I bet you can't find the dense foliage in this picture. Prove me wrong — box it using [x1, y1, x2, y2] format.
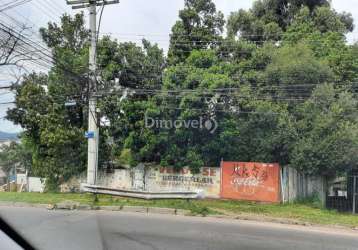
[0, 141, 32, 175]
[6, 0, 358, 188]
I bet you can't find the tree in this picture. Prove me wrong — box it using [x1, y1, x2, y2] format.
[39, 13, 89, 100]
[7, 0, 358, 186]
[284, 28, 358, 83]
[0, 141, 32, 176]
[7, 73, 87, 191]
[123, 48, 297, 172]
[227, 0, 353, 42]
[7, 13, 167, 187]
[118, 0, 357, 175]
[97, 38, 165, 167]
[233, 99, 296, 166]
[262, 43, 333, 99]
[7, 14, 90, 190]
[290, 84, 358, 176]
[167, 0, 225, 65]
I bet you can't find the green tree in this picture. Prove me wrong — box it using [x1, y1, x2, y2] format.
[262, 43, 333, 99]
[7, 0, 358, 185]
[291, 84, 358, 176]
[227, 0, 353, 42]
[97, 38, 165, 167]
[0, 141, 32, 175]
[7, 73, 87, 191]
[7, 14, 90, 190]
[125, 49, 297, 171]
[168, 0, 225, 65]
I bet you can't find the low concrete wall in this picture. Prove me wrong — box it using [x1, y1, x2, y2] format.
[60, 174, 86, 192]
[60, 165, 325, 203]
[97, 169, 132, 190]
[60, 165, 221, 198]
[145, 166, 221, 198]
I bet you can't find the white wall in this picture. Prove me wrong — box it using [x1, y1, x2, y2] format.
[28, 177, 45, 192]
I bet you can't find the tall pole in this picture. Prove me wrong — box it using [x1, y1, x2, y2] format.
[87, 2, 98, 185]
[67, 0, 119, 186]
[353, 176, 357, 214]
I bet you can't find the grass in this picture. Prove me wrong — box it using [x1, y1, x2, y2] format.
[1, 192, 358, 227]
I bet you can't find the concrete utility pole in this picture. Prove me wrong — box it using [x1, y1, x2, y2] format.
[353, 176, 357, 214]
[66, 0, 119, 185]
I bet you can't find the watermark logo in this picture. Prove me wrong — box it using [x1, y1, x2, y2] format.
[145, 115, 218, 134]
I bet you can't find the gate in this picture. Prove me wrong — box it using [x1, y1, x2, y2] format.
[326, 170, 358, 214]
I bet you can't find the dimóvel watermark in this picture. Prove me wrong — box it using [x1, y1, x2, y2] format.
[145, 114, 218, 134]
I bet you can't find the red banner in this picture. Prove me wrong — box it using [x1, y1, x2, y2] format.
[220, 162, 281, 203]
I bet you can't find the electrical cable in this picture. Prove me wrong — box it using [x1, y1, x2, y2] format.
[0, 0, 31, 12]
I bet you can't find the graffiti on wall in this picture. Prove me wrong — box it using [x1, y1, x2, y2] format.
[220, 162, 281, 202]
[146, 167, 221, 198]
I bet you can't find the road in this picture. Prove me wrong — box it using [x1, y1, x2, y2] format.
[0, 206, 357, 250]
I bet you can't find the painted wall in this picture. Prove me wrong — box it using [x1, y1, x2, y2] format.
[60, 166, 221, 198]
[59, 163, 325, 204]
[220, 162, 281, 203]
[145, 166, 221, 198]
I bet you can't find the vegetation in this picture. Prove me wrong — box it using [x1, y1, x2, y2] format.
[1, 192, 358, 227]
[0, 141, 32, 175]
[4, 0, 358, 188]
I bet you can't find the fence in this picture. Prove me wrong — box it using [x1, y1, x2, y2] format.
[0, 176, 45, 192]
[326, 173, 358, 214]
[281, 167, 326, 204]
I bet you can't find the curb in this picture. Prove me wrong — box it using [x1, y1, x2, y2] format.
[0, 202, 49, 209]
[0, 201, 190, 216]
[121, 206, 148, 213]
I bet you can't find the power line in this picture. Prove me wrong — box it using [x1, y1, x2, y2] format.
[0, 91, 12, 96]
[0, 20, 53, 62]
[30, 1, 61, 22]
[0, 21, 88, 80]
[100, 30, 358, 37]
[0, 101, 15, 105]
[47, 0, 68, 14]
[42, 0, 67, 17]
[0, 86, 12, 89]
[0, 0, 32, 12]
[0, 7, 50, 45]
[100, 34, 357, 42]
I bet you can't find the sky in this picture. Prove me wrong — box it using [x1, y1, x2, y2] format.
[1, 0, 358, 133]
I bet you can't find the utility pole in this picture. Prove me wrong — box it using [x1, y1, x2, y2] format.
[66, 0, 119, 185]
[353, 175, 357, 214]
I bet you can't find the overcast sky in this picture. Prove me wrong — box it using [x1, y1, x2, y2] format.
[1, 0, 358, 133]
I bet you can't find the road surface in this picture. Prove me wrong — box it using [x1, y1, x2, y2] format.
[0, 206, 357, 250]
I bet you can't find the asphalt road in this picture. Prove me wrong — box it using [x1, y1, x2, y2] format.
[0, 206, 357, 250]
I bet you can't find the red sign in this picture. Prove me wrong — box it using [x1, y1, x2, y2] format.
[220, 162, 281, 203]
